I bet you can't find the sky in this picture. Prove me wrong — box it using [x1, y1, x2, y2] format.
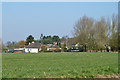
[2, 2, 118, 43]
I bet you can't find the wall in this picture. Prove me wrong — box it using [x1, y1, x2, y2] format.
[25, 48, 38, 53]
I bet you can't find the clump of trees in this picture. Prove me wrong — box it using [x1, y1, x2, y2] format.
[25, 35, 34, 45]
[36, 34, 61, 46]
[5, 41, 18, 49]
[16, 40, 26, 47]
[73, 15, 118, 52]
[4, 40, 26, 49]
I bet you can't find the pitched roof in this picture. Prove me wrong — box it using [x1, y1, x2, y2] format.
[49, 45, 59, 48]
[20, 45, 27, 48]
[26, 43, 41, 48]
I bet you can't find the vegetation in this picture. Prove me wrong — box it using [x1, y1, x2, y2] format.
[16, 40, 26, 47]
[41, 45, 47, 52]
[38, 34, 60, 45]
[25, 35, 34, 45]
[3, 14, 118, 53]
[2, 52, 118, 78]
[5, 41, 18, 49]
[73, 15, 118, 52]
[0, 38, 3, 49]
[61, 43, 67, 52]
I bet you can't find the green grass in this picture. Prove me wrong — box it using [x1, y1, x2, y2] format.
[2, 52, 118, 78]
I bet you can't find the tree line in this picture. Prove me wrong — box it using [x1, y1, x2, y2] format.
[72, 15, 118, 52]
[3, 34, 61, 49]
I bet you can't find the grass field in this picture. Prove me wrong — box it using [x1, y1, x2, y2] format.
[2, 52, 118, 78]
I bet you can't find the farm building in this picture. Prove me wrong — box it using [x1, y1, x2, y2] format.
[25, 42, 41, 53]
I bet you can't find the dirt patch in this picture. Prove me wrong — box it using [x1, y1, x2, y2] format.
[75, 54, 78, 56]
[86, 54, 90, 57]
[97, 74, 118, 78]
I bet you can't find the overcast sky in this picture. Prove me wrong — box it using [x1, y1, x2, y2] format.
[2, 2, 118, 43]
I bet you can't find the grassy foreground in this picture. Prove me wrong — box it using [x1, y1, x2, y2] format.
[2, 52, 118, 78]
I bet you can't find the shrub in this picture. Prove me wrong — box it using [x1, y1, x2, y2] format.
[41, 45, 47, 52]
[61, 43, 67, 52]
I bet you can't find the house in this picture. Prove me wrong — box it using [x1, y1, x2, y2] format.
[25, 42, 41, 53]
[47, 45, 61, 52]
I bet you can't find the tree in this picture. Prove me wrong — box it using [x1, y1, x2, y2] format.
[26, 35, 34, 45]
[16, 40, 26, 47]
[73, 16, 95, 51]
[40, 34, 43, 40]
[41, 45, 47, 52]
[6, 41, 18, 48]
[40, 34, 43, 44]
[93, 17, 107, 51]
[42, 35, 52, 44]
[73, 15, 118, 52]
[61, 43, 67, 52]
[0, 38, 2, 50]
[52, 35, 60, 43]
[108, 15, 118, 52]
[40, 35, 60, 45]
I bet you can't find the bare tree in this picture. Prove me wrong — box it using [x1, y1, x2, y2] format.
[73, 14, 118, 52]
[73, 16, 95, 51]
[109, 15, 118, 51]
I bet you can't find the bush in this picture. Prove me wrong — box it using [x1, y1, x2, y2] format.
[54, 48, 61, 52]
[61, 43, 67, 52]
[41, 45, 47, 52]
[78, 46, 84, 52]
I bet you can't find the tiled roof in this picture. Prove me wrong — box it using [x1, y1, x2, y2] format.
[49, 45, 59, 48]
[26, 43, 41, 48]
